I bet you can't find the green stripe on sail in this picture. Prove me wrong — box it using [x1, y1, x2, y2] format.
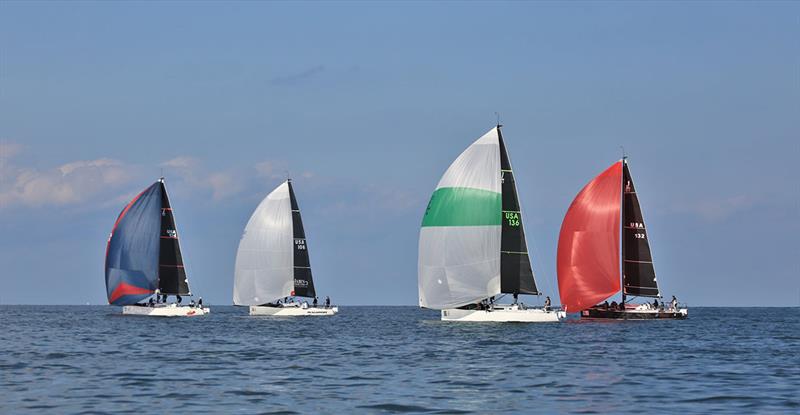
[421, 187, 501, 227]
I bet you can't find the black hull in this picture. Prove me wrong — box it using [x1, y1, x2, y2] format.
[581, 307, 687, 320]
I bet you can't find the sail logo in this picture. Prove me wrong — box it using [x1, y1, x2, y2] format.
[504, 211, 520, 227]
[629, 222, 644, 228]
[294, 239, 306, 250]
[294, 279, 309, 287]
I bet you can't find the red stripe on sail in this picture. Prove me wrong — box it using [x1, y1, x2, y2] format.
[109, 282, 153, 304]
[557, 161, 623, 312]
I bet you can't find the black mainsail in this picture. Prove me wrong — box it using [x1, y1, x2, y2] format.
[621, 160, 659, 298]
[498, 127, 539, 296]
[158, 179, 191, 296]
[288, 180, 316, 298]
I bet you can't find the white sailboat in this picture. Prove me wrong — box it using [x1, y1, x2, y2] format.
[105, 178, 209, 317]
[418, 126, 565, 322]
[234, 179, 337, 316]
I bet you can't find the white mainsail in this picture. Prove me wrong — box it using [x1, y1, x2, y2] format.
[233, 181, 294, 306]
[418, 128, 502, 309]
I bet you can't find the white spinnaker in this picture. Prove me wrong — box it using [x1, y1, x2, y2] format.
[418, 128, 502, 309]
[233, 181, 294, 305]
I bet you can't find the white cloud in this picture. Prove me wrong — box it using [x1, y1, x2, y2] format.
[161, 156, 200, 170]
[0, 156, 133, 209]
[207, 172, 244, 201]
[0, 141, 23, 160]
[157, 155, 254, 201]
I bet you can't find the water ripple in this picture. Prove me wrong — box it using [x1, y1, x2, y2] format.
[0, 306, 798, 413]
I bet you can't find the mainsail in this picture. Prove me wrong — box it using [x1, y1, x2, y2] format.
[157, 180, 190, 295]
[288, 181, 316, 298]
[557, 162, 623, 312]
[418, 126, 538, 309]
[622, 161, 660, 297]
[498, 128, 538, 295]
[233, 180, 316, 306]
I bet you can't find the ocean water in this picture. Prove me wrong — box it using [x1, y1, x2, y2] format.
[1, 306, 797, 414]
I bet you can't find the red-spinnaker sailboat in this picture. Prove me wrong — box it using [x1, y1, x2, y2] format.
[557, 158, 687, 320]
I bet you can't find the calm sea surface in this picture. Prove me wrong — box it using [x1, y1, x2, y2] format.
[1, 306, 797, 414]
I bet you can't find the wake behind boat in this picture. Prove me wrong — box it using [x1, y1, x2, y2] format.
[105, 178, 209, 317]
[557, 157, 687, 320]
[233, 179, 337, 317]
[418, 125, 565, 323]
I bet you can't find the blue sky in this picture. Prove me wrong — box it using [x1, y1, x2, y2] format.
[1, 1, 797, 306]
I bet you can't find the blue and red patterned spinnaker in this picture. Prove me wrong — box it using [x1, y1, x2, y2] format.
[104, 182, 162, 305]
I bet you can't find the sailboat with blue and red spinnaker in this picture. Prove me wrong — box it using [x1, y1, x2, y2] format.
[105, 177, 209, 317]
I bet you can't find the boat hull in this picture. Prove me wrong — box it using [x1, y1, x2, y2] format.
[122, 304, 210, 317]
[249, 306, 338, 316]
[441, 306, 565, 322]
[581, 307, 688, 320]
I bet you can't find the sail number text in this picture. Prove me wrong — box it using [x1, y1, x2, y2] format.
[504, 212, 520, 227]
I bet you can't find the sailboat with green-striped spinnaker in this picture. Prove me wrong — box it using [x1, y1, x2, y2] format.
[417, 125, 565, 322]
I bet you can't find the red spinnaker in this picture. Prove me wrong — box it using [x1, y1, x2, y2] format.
[557, 161, 622, 312]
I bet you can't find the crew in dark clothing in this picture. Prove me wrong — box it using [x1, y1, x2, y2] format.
[313, 297, 318, 307]
[671, 296, 678, 310]
[512, 291, 519, 304]
[197, 298, 203, 308]
[148, 297, 155, 307]
[602, 301, 609, 309]
[176, 295, 182, 304]
[325, 296, 330, 308]
[189, 299, 195, 308]
[544, 296, 551, 311]
[610, 301, 617, 310]
[653, 298, 659, 309]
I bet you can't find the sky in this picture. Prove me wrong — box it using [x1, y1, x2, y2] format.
[1, 1, 797, 306]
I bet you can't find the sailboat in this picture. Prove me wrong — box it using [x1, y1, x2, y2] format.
[418, 125, 565, 322]
[557, 158, 687, 319]
[105, 178, 209, 317]
[233, 179, 337, 316]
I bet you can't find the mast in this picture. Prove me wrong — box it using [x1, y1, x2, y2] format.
[157, 178, 191, 296]
[620, 158, 626, 306]
[497, 125, 538, 296]
[287, 179, 316, 298]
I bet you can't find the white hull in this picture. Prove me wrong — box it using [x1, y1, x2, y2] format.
[122, 304, 210, 317]
[249, 305, 338, 316]
[441, 305, 565, 322]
